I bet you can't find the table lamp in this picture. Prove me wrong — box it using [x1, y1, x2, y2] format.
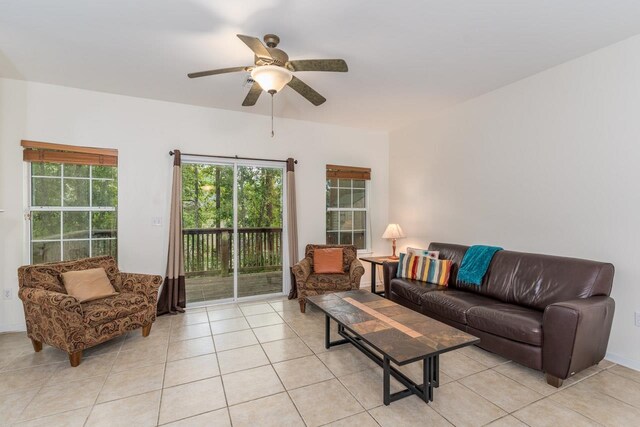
[382, 223, 405, 259]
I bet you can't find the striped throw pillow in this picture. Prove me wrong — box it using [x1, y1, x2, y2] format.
[396, 253, 452, 286]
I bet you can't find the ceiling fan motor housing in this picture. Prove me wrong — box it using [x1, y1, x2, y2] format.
[255, 47, 289, 67]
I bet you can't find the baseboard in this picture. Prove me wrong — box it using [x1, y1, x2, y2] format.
[0, 323, 26, 333]
[605, 352, 640, 371]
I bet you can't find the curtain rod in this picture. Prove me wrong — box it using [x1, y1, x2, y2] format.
[169, 151, 297, 164]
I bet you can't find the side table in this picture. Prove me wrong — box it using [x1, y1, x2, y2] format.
[359, 256, 398, 296]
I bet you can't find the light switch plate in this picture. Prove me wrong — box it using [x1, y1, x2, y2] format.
[635, 311, 640, 327]
[152, 217, 162, 226]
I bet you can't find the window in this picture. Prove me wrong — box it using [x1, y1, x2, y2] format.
[23, 141, 118, 264]
[326, 164, 371, 251]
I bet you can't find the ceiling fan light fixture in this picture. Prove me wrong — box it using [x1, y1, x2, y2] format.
[251, 65, 292, 94]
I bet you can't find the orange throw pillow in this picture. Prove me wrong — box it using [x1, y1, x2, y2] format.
[313, 248, 344, 274]
[61, 268, 118, 302]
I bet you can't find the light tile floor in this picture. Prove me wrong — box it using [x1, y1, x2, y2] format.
[0, 297, 638, 426]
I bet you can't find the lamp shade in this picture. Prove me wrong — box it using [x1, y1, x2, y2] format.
[251, 65, 293, 93]
[382, 223, 405, 239]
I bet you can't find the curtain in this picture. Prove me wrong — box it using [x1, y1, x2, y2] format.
[157, 150, 186, 315]
[286, 158, 299, 299]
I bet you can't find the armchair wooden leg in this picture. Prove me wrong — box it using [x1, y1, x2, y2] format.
[142, 323, 152, 337]
[31, 339, 42, 352]
[299, 299, 306, 313]
[545, 374, 563, 388]
[69, 350, 82, 367]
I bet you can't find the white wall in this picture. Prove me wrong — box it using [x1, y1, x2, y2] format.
[389, 35, 640, 369]
[0, 78, 389, 331]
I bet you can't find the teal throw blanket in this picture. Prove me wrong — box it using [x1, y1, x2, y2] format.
[457, 245, 503, 286]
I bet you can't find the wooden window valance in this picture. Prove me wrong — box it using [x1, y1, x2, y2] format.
[326, 164, 371, 180]
[21, 140, 118, 166]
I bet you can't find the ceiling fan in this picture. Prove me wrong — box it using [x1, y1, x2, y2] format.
[187, 34, 348, 107]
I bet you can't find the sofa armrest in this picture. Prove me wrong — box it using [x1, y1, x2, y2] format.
[120, 272, 162, 294]
[543, 296, 615, 380]
[19, 287, 82, 314]
[349, 259, 365, 288]
[292, 258, 312, 289]
[382, 261, 399, 299]
[19, 287, 85, 352]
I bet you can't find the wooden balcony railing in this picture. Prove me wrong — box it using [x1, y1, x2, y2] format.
[183, 227, 283, 277]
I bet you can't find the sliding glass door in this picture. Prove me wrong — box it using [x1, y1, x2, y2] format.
[237, 165, 284, 297]
[182, 159, 286, 304]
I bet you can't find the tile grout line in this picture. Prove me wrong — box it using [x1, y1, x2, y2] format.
[546, 370, 637, 425]
[259, 300, 310, 427]
[287, 306, 376, 425]
[155, 310, 224, 427]
[154, 314, 174, 427]
[10, 341, 126, 423]
[83, 329, 132, 427]
[205, 304, 231, 427]
[11, 360, 63, 424]
[11, 343, 126, 425]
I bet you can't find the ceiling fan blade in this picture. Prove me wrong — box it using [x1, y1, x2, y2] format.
[286, 59, 348, 72]
[188, 66, 249, 78]
[237, 34, 272, 60]
[287, 76, 326, 106]
[242, 81, 263, 106]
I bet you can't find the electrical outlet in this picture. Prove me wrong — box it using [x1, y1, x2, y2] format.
[635, 311, 640, 327]
[152, 217, 162, 226]
[3, 289, 11, 300]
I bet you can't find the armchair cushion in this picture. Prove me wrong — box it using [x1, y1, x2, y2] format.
[313, 248, 344, 273]
[62, 268, 118, 302]
[304, 244, 358, 273]
[305, 273, 353, 291]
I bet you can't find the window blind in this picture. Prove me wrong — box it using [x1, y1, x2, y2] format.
[326, 164, 371, 180]
[21, 140, 118, 166]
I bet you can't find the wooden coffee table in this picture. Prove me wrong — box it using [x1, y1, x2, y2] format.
[307, 290, 479, 405]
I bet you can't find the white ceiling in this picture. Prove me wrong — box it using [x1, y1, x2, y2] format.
[2, 0, 640, 131]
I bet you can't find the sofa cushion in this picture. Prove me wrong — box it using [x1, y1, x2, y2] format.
[390, 278, 443, 307]
[421, 290, 499, 324]
[427, 243, 468, 287]
[81, 292, 148, 327]
[305, 245, 357, 273]
[407, 247, 439, 259]
[466, 304, 543, 346]
[62, 268, 118, 302]
[313, 248, 344, 274]
[396, 253, 452, 286]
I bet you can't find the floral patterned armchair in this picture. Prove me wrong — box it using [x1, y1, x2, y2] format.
[292, 244, 365, 313]
[18, 256, 162, 367]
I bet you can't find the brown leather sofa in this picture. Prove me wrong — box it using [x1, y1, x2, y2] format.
[383, 242, 615, 387]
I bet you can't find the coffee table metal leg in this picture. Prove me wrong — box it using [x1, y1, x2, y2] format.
[325, 315, 330, 349]
[383, 356, 391, 406]
[423, 357, 430, 402]
[370, 265, 376, 294]
[433, 354, 439, 387]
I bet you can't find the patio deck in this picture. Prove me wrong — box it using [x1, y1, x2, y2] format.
[186, 271, 284, 303]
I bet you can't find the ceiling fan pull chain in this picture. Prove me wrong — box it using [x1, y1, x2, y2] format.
[271, 93, 275, 138]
